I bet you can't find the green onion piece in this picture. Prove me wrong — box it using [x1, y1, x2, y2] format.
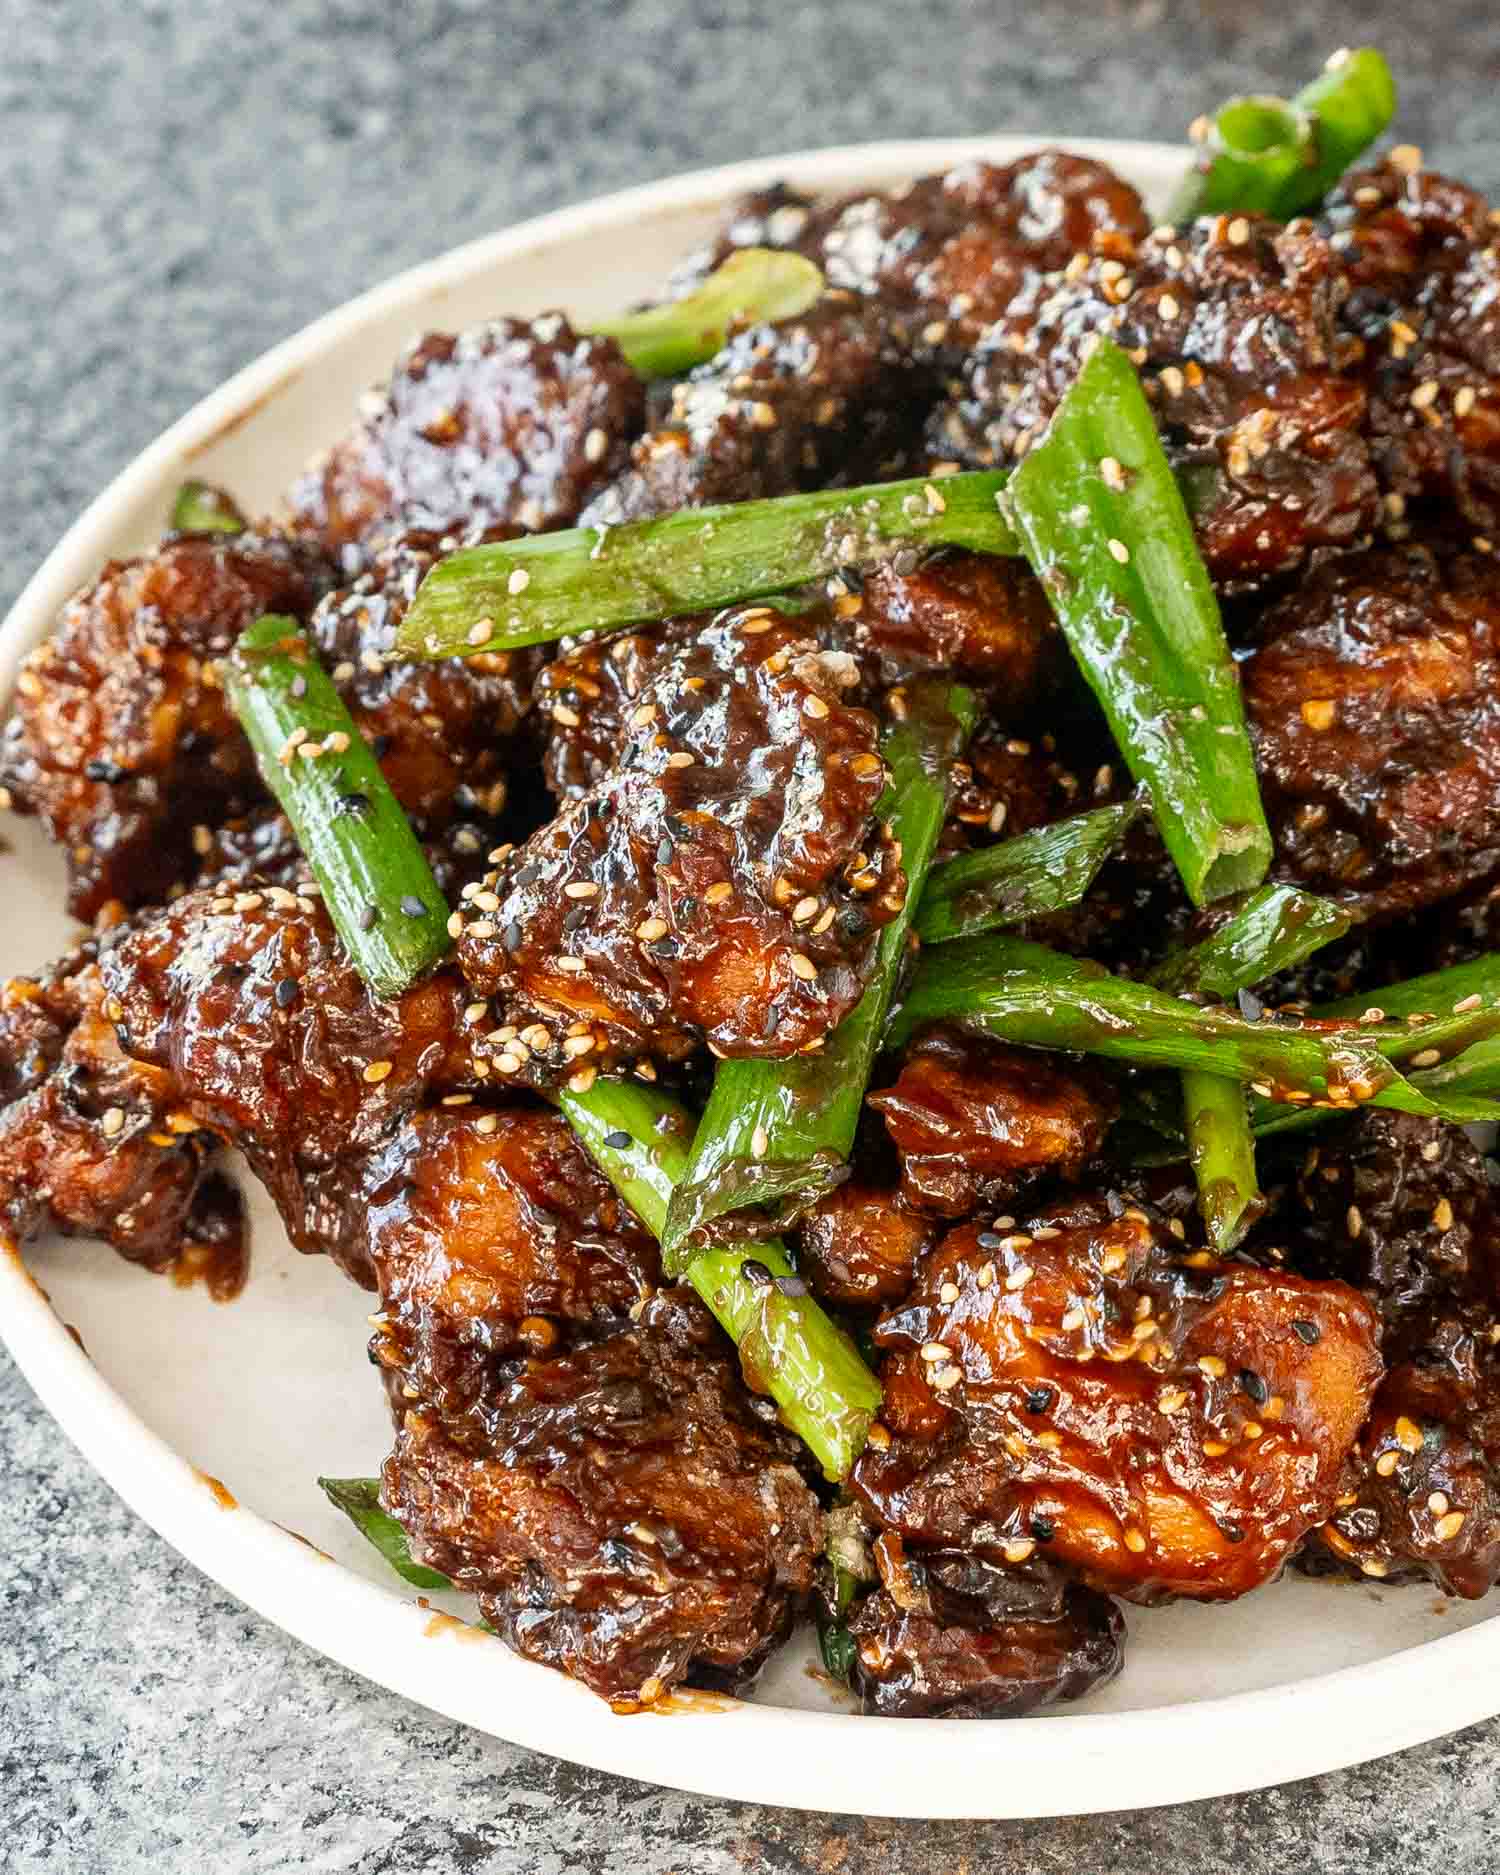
[589, 248, 825, 378]
[1147, 884, 1350, 1250]
[1150, 885, 1353, 1000]
[224, 616, 451, 996]
[1171, 47, 1397, 222]
[1314, 955, 1500, 1025]
[558, 1078, 881, 1482]
[318, 1477, 452, 1589]
[915, 795, 1144, 945]
[170, 479, 246, 535]
[398, 471, 1017, 659]
[1005, 337, 1271, 907]
[661, 681, 975, 1259]
[1181, 1073, 1264, 1251]
[886, 932, 1478, 1119]
[1408, 1034, 1500, 1106]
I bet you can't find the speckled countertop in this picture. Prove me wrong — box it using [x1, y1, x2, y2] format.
[6, 3, 1500, 1868]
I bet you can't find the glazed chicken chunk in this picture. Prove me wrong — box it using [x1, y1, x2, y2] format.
[456, 605, 905, 1078]
[1244, 543, 1500, 922]
[290, 314, 644, 548]
[868, 1025, 1119, 1217]
[853, 1199, 1383, 1601]
[0, 530, 333, 918]
[580, 295, 932, 526]
[933, 211, 1379, 587]
[383, 1291, 823, 1706]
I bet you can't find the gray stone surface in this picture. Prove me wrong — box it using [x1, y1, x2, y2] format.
[5, 2, 1500, 1868]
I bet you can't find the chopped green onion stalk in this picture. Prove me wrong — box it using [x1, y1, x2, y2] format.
[1171, 47, 1397, 222]
[1150, 885, 1353, 1001]
[1005, 338, 1271, 906]
[170, 479, 246, 535]
[318, 1477, 452, 1589]
[589, 248, 826, 378]
[558, 1078, 881, 1481]
[662, 682, 975, 1257]
[1148, 884, 1351, 1250]
[887, 932, 1488, 1121]
[915, 794, 1144, 946]
[224, 616, 451, 997]
[398, 471, 1017, 659]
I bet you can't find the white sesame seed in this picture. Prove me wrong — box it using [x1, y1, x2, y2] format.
[788, 953, 817, 982]
[564, 881, 600, 900]
[751, 1125, 770, 1159]
[507, 567, 531, 596]
[363, 1060, 393, 1084]
[100, 1106, 126, 1138]
[1106, 538, 1130, 564]
[556, 956, 586, 974]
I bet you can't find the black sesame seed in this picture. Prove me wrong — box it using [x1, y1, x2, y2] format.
[776, 1275, 809, 1298]
[649, 935, 680, 958]
[502, 921, 524, 951]
[359, 903, 379, 932]
[400, 894, 426, 919]
[656, 837, 674, 866]
[335, 790, 371, 817]
[84, 758, 132, 783]
[274, 978, 297, 1009]
[1291, 1318, 1321, 1345]
[603, 1130, 632, 1150]
[1025, 1385, 1056, 1415]
[1030, 1515, 1056, 1543]
[976, 1231, 1003, 1249]
[1238, 1368, 1268, 1405]
[1218, 1519, 1246, 1544]
[741, 1259, 773, 1288]
[515, 864, 541, 887]
[370, 734, 392, 760]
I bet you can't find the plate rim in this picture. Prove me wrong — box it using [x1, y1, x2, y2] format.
[5, 131, 1500, 1819]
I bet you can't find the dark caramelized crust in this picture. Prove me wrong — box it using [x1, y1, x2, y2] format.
[849, 1569, 1124, 1719]
[533, 615, 705, 800]
[679, 151, 1148, 357]
[456, 608, 902, 1078]
[853, 551, 1061, 701]
[308, 528, 542, 830]
[1244, 544, 1500, 921]
[1304, 1306, 1500, 1599]
[868, 1026, 1118, 1217]
[0, 532, 332, 918]
[796, 1182, 937, 1307]
[933, 214, 1378, 587]
[853, 1201, 1382, 1601]
[0, 952, 244, 1292]
[1324, 158, 1500, 542]
[289, 315, 644, 548]
[381, 1291, 822, 1705]
[363, 1106, 657, 1434]
[581, 296, 931, 526]
[99, 888, 481, 1283]
[1287, 1112, 1496, 1327]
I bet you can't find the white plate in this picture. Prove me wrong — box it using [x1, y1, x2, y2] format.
[4, 134, 1500, 1821]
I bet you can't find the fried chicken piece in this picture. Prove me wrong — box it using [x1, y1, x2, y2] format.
[537, 557, 1061, 806]
[457, 606, 903, 1079]
[1301, 1302, 1500, 1599]
[848, 1547, 1124, 1719]
[1286, 1112, 1495, 1328]
[1243, 543, 1500, 922]
[868, 1026, 1118, 1218]
[98, 887, 481, 1284]
[1324, 158, 1500, 543]
[0, 531, 333, 918]
[0, 945, 246, 1293]
[307, 528, 543, 830]
[382, 1290, 823, 1706]
[580, 295, 931, 526]
[289, 315, 643, 548]
[853, 1199, 1382, 1601]
[676, 151, 1148, 356]
[363, 1106, 659, 1435]
[796, 1182, 937, 1307]
[852, 552, 1062, 702]
[933, 213, 1378, 587]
